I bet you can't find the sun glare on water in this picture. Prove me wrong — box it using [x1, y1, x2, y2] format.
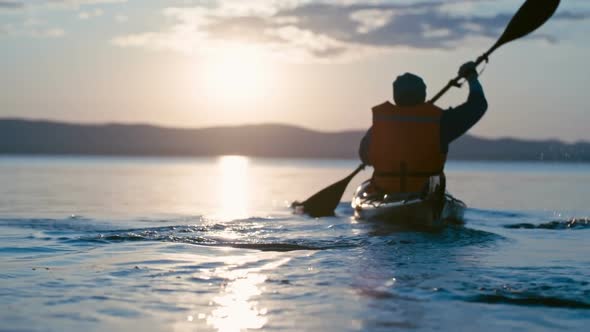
[201, 44, 275, 107]
[215, 155, 251, 221]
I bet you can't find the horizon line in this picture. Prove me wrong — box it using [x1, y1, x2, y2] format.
[1, 117, 587, 145]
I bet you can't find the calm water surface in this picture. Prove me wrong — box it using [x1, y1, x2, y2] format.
[0, 156, 589, 331]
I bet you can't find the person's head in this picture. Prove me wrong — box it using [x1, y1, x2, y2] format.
[393, 73, 426, 106]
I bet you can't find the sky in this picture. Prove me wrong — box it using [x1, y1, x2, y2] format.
[1, 0, 589, 142]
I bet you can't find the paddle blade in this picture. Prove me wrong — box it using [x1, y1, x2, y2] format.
[293, 177, 351, 217]
[293, 164, 365, 218]
[492, 0, 561, 52]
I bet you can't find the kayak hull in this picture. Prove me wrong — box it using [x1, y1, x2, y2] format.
[351, 180, 466, 227]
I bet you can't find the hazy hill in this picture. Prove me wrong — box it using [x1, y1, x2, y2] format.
[0, 119, 588, 161]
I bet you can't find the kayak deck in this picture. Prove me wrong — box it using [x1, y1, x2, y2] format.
[351, 179, 466, 227]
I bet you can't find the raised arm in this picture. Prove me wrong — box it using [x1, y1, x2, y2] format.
[440, 62, 488, 149]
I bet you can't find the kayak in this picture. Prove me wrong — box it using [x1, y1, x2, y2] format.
[351, 177, 466, 227]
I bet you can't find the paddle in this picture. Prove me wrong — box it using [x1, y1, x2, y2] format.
[429, 0, 561, 104]
[294, 0, 561, 218]
[292, 164, 365, 217]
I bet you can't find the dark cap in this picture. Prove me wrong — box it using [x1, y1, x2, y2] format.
[393, 73, 427, 106]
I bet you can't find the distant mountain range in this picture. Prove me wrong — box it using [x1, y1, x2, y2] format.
[1, 118, 589, 161]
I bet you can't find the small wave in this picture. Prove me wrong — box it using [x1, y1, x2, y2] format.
[468, 208, 529, 219]
[70, 223, 361, 251]
[0, 217, 121, 233]
[504, 218, 590, 230]
[369, 225, 503, 248]
[214, 242, 321, 251]
[0, 246, 74, 254]
[467, 294, 590, 309]
[79, 232, 326, 252]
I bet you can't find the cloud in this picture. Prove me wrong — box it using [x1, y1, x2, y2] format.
[31, 27, 65, 37]
[3, 0, 586, 56]
[0, 15, 64, 38]
[0, 22, 64, 38]
[111, 0, 588, 62]
[78, 8, 103, 20]
[0, 23, 14, 34]
[350, 9, 396, 34]
[1, 0, 125, 9]
[0, 0, 125, 38]
[114, 14, 127, 23]
[0, 1, 23, 10]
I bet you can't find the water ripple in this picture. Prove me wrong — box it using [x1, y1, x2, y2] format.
[504, 218, 590, 230]
[67, 224, 353, 252]
[467, 294, 590, 309]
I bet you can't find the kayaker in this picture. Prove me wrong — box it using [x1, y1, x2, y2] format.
[358, 62, 487, 194]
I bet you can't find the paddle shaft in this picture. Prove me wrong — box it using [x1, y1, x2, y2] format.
[350, 163, 366, 179]
[428, 0, 561, 104]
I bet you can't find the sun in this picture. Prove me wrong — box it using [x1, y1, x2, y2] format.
[201, 44, 275, 107]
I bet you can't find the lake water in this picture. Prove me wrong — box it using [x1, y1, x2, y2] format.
[0, 156, 589, 331]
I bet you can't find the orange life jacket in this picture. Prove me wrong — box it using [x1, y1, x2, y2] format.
[368, 101, 447, 193]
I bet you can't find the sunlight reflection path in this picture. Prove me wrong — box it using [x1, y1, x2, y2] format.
[215, 156, 250, 221]
[207, 273, 268, 332]
[206, 255, 291, 332]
